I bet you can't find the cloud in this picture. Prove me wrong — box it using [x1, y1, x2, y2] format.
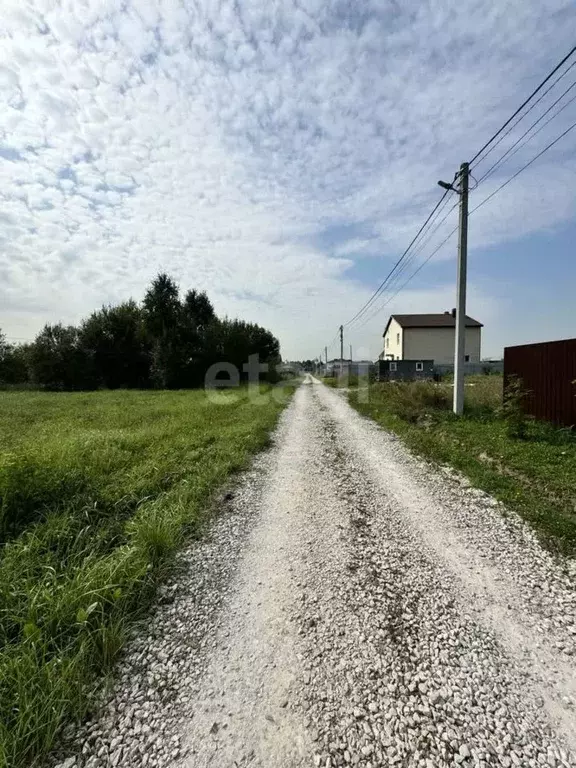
[0, 0, 575, 358]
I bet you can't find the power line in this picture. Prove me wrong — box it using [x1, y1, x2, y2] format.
[373, 199, 460, 300]
[363, 117, 576, 324]
[470, 44, 576, 166]
[325, 328, 340, 355]
[476, 77, 576, 186]
[351, 199, 460, 329]
[470, 117, 576, 216]
[356, 224, 459, 329]
[336, 46, 576, 338]
[473, 59, 576, 171]
[343, 188, 452, 329]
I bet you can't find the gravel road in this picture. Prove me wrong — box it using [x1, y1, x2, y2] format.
[54, 376, 576, 768]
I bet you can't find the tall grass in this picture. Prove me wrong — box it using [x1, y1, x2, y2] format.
[0, 386, 293, 767]
[373, 380, 452, 423]
[321, 374, 371, 389]
[463, 374, 503, 417]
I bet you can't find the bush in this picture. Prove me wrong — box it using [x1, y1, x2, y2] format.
[379, 381, 451, 424]
[500, 376, 530, 439]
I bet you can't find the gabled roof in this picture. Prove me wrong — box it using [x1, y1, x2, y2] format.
[383, 313, 483, 337]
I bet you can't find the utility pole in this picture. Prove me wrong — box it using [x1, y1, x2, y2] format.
[324, 346, 328, 374]
[453, 162, 470, 415]
[339, 325, 344, 376]
[349, 343, 352, 362]
[438, 162, 469, 414]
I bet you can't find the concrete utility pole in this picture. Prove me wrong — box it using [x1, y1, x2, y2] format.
[453, 162, 470, 415]
[324, 346, 328, 372]
[349, 344, 353, 362]
[339, 325, 344, 376]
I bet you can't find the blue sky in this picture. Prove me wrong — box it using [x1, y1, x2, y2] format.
[1, 0, 575, 361]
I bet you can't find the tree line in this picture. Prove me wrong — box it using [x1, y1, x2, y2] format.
[0, 274, 281, 390]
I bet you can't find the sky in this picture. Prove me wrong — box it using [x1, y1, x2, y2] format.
[1, 0, 576, 362]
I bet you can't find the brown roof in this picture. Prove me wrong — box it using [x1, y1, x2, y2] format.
[383, 313, 483, 337]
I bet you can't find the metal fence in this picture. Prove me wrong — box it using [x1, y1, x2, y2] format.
[504, 338, 576, 427]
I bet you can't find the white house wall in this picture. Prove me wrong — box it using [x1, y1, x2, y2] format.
[403, 327, 481, 365]
[382, 318, 403, 360]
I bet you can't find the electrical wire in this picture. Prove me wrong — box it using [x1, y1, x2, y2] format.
[361, 116, 576, 326]
[324, 328, 340, 358]
[472, 60, 576, 172]
[327, 329, 340, 346]
[349, 199, 459, 330]
[470, 117, 576, 216]
[470, 44, 576, 166]
[475, 79, 576, 186]
[333, 46, 576, 339]
[342, 188, 452, 329]
[356, 220, 460, 330]
[377, 199, 460, 295]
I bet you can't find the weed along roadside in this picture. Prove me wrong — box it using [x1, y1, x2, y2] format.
[0, 385, 295, 768]
[344, 376, 576, 557]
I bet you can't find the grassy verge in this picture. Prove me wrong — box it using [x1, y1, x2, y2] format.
[0, 385, 295, 768]
[347, 377, 576, 557]
[321, 374, 370, 389]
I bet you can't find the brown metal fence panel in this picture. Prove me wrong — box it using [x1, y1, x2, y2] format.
[504, 338, 576, 427]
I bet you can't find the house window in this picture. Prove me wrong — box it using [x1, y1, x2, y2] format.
[389, 362, 397, 372]
[465, 355, 470, 362]
[415, 362, 423, 372]
[396, 332, 400, 344]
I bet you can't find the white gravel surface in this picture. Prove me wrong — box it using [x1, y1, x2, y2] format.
[53, 376, 576, 768]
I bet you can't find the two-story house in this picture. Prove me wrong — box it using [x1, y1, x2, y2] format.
[380, 312, 482, 365]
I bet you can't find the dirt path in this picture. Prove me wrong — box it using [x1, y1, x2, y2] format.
[55, 377, 576, 768]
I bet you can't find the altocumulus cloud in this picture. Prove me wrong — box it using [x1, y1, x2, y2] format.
[0, 0, 575, 358]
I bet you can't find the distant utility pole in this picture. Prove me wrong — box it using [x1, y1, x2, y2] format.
[349, 344, 352, 362]
[339, 325, 344, 376]
[438, 161, 469, 415]
[324, 346, 328, 371]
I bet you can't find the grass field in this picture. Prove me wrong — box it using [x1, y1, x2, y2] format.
[321, 374, 369, 389]
[348, 376, 576, 557]
[0, 386, 294, 768]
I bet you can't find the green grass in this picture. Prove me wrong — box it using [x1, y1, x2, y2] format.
[348, 378, 576, 557]
[0, 385, 295, 768]
[321, 374, 370, 389]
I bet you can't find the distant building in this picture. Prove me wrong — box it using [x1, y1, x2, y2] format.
[325, 359, 374, 376]
[325, 358, 352, 376]
[380, 312, 482, 365]
[377, 359, 434, 381]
